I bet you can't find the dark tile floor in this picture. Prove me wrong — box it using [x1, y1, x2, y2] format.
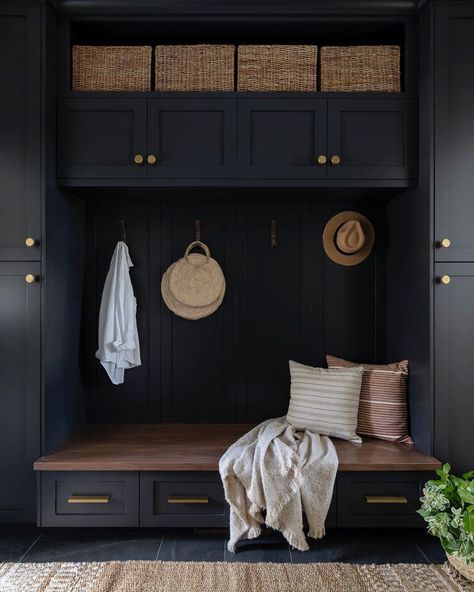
[0, 527, 446, 565]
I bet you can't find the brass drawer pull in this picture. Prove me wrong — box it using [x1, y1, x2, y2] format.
[437, 275, 451, 285]
[167, 496, 209, 505]
[365, 496, 408, 504]
[67, 495, 111, 504]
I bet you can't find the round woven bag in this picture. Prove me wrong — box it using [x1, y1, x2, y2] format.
[161, 241, 226, 320]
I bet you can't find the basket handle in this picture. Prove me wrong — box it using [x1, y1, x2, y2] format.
[184, 241, 211, 262]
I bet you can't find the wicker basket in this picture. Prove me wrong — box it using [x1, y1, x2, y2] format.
[72, 46, 152, 92]
[155, 45, 235, 91]
[320, 45, 400, 92]
[237, 45, 318, 92]
[447, 554, 474, 583]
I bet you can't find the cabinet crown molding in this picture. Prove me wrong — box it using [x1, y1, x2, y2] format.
[54, 0, 420, 15]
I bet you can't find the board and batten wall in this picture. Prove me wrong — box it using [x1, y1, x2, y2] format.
[83, 198, 386, 424]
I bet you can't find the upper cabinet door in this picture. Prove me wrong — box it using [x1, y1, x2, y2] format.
[0, 5, 41, 261]
[147, 98, 237, 178]
[238, 99, 327, 178]
[327, 100, 417, 180]
[435, 5, 474, 262]
[58, 98, 148, 179]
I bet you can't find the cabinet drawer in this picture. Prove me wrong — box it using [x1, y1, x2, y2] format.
[337, 472, 429, 528]
[140, 472, 227, 527]
[40, 472, 139, 527]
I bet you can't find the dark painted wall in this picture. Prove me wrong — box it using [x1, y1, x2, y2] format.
[83, 197, 386, 425]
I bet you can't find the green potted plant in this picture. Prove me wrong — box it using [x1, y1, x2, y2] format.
[418, 463, 474, 582]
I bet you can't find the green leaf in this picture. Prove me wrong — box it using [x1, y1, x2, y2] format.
[464, 512, 474, 533]
[443, 463, 452, 474]
[462, 471, 474, 480]
[458, 488, 474, 505]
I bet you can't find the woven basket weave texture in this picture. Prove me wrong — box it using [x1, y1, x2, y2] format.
[447, 554, 474, 583]
[155, 44, 235, 91]
[320, 45, 400, 92]
[238, 45, 318, 92]
[72, 45, 152, 91]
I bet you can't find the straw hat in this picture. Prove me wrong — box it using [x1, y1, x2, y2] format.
[161, 241, 226, 320]
[323, 211, 375, 266]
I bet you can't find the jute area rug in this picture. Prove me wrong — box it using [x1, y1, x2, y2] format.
[0, 560, 472, 592]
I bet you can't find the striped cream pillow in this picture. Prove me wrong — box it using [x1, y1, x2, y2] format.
[326, 355, 413, 444]
[286, 360, 364, 443]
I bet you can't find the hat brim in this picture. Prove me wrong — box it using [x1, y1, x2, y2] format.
[323, 211, 375, 266]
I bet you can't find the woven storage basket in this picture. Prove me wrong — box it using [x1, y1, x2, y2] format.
[447, 555, 474, 583]
[238, 45, 318, 92]
[155, 45, 235, 91]
[72, 46, 152, 91]
[320, 45, 400, 92]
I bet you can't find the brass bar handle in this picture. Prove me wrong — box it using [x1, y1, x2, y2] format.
[365, 496, 408, 504]
[67, 495, 111, 504]
[167, 497, 209, 505]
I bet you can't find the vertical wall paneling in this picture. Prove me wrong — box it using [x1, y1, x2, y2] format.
[87, 204, 152, 422]
[322, 203, 383, 365]
[85, 198, 383, 425]
[160, 203, 235, 422]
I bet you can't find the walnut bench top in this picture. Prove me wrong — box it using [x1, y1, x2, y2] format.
[34, 423, 441, 472]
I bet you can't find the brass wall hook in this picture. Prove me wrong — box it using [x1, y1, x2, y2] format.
[195, 219, 201, 242]
[271, 220, 278, 248]
[119, 220, 126, 243]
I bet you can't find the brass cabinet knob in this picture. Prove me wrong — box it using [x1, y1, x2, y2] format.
[25, 274, 37, 284]
[316, 155, 327, 165]
[437, 238, 451, 248]
[134, 154, 144, 165]
[330, 155, 342, 165]
[438, 275, 451, 285]
[147, 154, 157, 165]
[25, 237, 37, 247]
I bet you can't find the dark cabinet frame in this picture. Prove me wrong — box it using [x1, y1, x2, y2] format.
[0, 4, 41, 261]
[0, 262, 41, 523]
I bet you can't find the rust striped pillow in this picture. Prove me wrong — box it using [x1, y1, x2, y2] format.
[326, 355, 413, 445]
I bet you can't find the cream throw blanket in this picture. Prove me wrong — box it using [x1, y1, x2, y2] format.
[219, 417, 338, 552]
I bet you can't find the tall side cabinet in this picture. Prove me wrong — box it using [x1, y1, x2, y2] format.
[433, 2, 474, 474]
[0, 2, 42, 522]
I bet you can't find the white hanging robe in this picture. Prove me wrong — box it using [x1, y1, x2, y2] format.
[95, 241, 141, 385]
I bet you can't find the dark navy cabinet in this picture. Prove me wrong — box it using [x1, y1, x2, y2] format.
[327, 99, 417, 180]
[435, 4, 474, 262]
[238, 98, 327, 179]
[239, 98, 417, 180]
[148, 98, 237, 178]
[434, 264, 474, 474]
[58, 96, 417, 184]
[58, 98, 148, 178]
[0, 4, 42, 261]
[0, 263, 41, 523]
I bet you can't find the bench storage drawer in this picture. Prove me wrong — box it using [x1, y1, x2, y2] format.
[40, 471, 139, 527]
[140, 472, 228, 527]
[336, 472, 429, 528]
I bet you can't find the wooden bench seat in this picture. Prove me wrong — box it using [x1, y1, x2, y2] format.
[34, 423, 441, 472]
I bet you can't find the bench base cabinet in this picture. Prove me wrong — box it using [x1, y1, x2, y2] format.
[38, 470, 428, 528]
